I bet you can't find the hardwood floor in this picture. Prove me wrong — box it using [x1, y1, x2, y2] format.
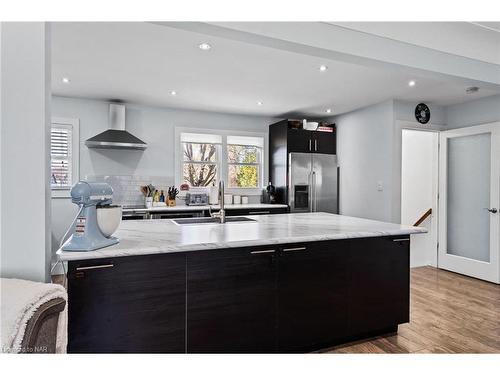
[324, 266, 500, 353]
[54, 266, 500, 353]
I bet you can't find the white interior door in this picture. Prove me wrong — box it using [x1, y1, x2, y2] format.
[438, 123, 500, 283]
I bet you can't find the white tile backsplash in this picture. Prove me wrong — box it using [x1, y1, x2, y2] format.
[84, 175, 174, 206]
[83, 175, 264, 206]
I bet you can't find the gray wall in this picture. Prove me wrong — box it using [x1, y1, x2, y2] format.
[334, 98, 445, 224]
[52, 96, 276, 179]
[394, 100, 446, 125]
[330, 95, 498, 225]
[331, 99, 396, 222]
[51, 96, 277, 262]
[1, 23, 52, 282]
[446, 94, 500, 129]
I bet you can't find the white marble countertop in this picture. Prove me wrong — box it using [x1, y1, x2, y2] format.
[57, 212, 427, 262]
[122, 203, 288, 212]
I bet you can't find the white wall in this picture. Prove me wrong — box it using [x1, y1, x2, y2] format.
[1, 23, 51, 282]
[445, 94, 500, 129]
[401, 130, 439, 267]
[50, 96, 277, 260]
[392, 101, 446, 222]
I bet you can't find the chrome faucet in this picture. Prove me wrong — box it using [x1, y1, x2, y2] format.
[210, 180, 226, 224]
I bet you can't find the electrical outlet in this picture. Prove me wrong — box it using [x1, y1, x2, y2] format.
[377, 181, 383, 191]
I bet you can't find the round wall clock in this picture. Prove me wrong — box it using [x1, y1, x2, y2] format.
[415, 103, 431, 124]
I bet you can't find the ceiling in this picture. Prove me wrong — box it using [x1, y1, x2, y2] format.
[51, 22, 500, 117]
[331, 22, 500, 65]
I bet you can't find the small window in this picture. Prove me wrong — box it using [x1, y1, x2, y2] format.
[227, 136, 263, 188]
[50, 118, 79, 195]
[51, 124, 73, 189]
[181, 133, 221, 187]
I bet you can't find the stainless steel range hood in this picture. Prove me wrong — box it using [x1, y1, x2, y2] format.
[85, 103, 147, 150]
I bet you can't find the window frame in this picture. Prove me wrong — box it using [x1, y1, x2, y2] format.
[175, 127, 267, 195]
[226, 143, 262, 189]
[181, 141, 221, 188]
[51, 117, 80, 198]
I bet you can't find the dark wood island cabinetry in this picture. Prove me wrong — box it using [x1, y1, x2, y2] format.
[66, 235, 410, 353]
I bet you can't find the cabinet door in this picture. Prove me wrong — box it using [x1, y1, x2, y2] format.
[287, 129, 312, 153]
[349, 236, 410, 336]
[68, 254, 186, 353]
[277, 241, 350, 352]
[312, 131, 336, 154]
[187, 247, 277, 353]
[225, 207, 289, 216]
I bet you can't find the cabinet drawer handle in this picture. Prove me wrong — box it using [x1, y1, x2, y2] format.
[250, 249, 276, 255]
[283, 246, 307, 252]
[249, 211, 270, 214]
[76, 264, 114, 271]
[309, 139, 312, 151]
[392, 238, 410, 242]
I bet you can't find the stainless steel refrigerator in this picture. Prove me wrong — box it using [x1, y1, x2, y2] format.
[288, 152, 339, 213]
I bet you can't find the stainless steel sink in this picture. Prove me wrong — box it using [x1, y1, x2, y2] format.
[172, 216, 257, 225]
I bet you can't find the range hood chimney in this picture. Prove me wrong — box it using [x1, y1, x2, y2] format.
[85, 103, 147, 150]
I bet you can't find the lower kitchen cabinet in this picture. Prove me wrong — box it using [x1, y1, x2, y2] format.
[186, 247, 277, 353]
[349, 236, 410, 336]
[225, 206, 289, 216]
[66, 236, 410, 353]
[277, 241, 351, 352]
[67, 253, 186, 353]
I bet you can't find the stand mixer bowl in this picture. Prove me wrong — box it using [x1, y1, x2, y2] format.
[96, 205, 122, 237]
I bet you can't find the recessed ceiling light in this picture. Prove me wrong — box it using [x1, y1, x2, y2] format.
[257, 101, 263, 106]
[62, 77, 71, 83]
[170, 90, 177, 96]
[319, 65, 328, 72]
[326, 108, 332, 113]
[408, 80, 416, 87]
[199, 43, 212, 51]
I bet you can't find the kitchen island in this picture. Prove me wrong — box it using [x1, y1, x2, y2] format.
[58, 212, 426, 353]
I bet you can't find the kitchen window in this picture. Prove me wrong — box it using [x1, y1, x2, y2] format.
[227, 136, 263, 188]
[181, 133, 221, 187]
[177, 130, 266, 192]
[51, 117, 79, 196]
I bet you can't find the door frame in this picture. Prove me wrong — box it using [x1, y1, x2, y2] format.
[399, 124, 440, 267]
[438, 122, 500, 284]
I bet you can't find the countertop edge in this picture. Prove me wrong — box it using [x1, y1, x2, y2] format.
[57, 228, 425, 262]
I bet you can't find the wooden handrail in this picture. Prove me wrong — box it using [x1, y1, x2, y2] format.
[413, 208, 432, 227]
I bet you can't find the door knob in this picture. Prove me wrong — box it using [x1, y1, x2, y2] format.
[484, 208, 498, 214]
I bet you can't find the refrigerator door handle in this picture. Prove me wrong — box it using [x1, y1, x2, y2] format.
[308, 171, 313, 212]
[312, 171, 317, 212]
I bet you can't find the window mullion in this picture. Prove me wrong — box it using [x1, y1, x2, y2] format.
[221, 137, 227, 185]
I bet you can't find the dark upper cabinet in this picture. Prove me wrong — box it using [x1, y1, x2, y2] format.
[186, 247, 277, 353]
[312, 130, 336, 154]
[287, 128, 312, 153]
[349, 236, 410, 335]
[277, 241, 350, 352]
[67, 254, 186, 353]
[287, 128, 336, 154]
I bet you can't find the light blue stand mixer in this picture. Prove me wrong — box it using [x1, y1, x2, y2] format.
[61, 181, 120, 251]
